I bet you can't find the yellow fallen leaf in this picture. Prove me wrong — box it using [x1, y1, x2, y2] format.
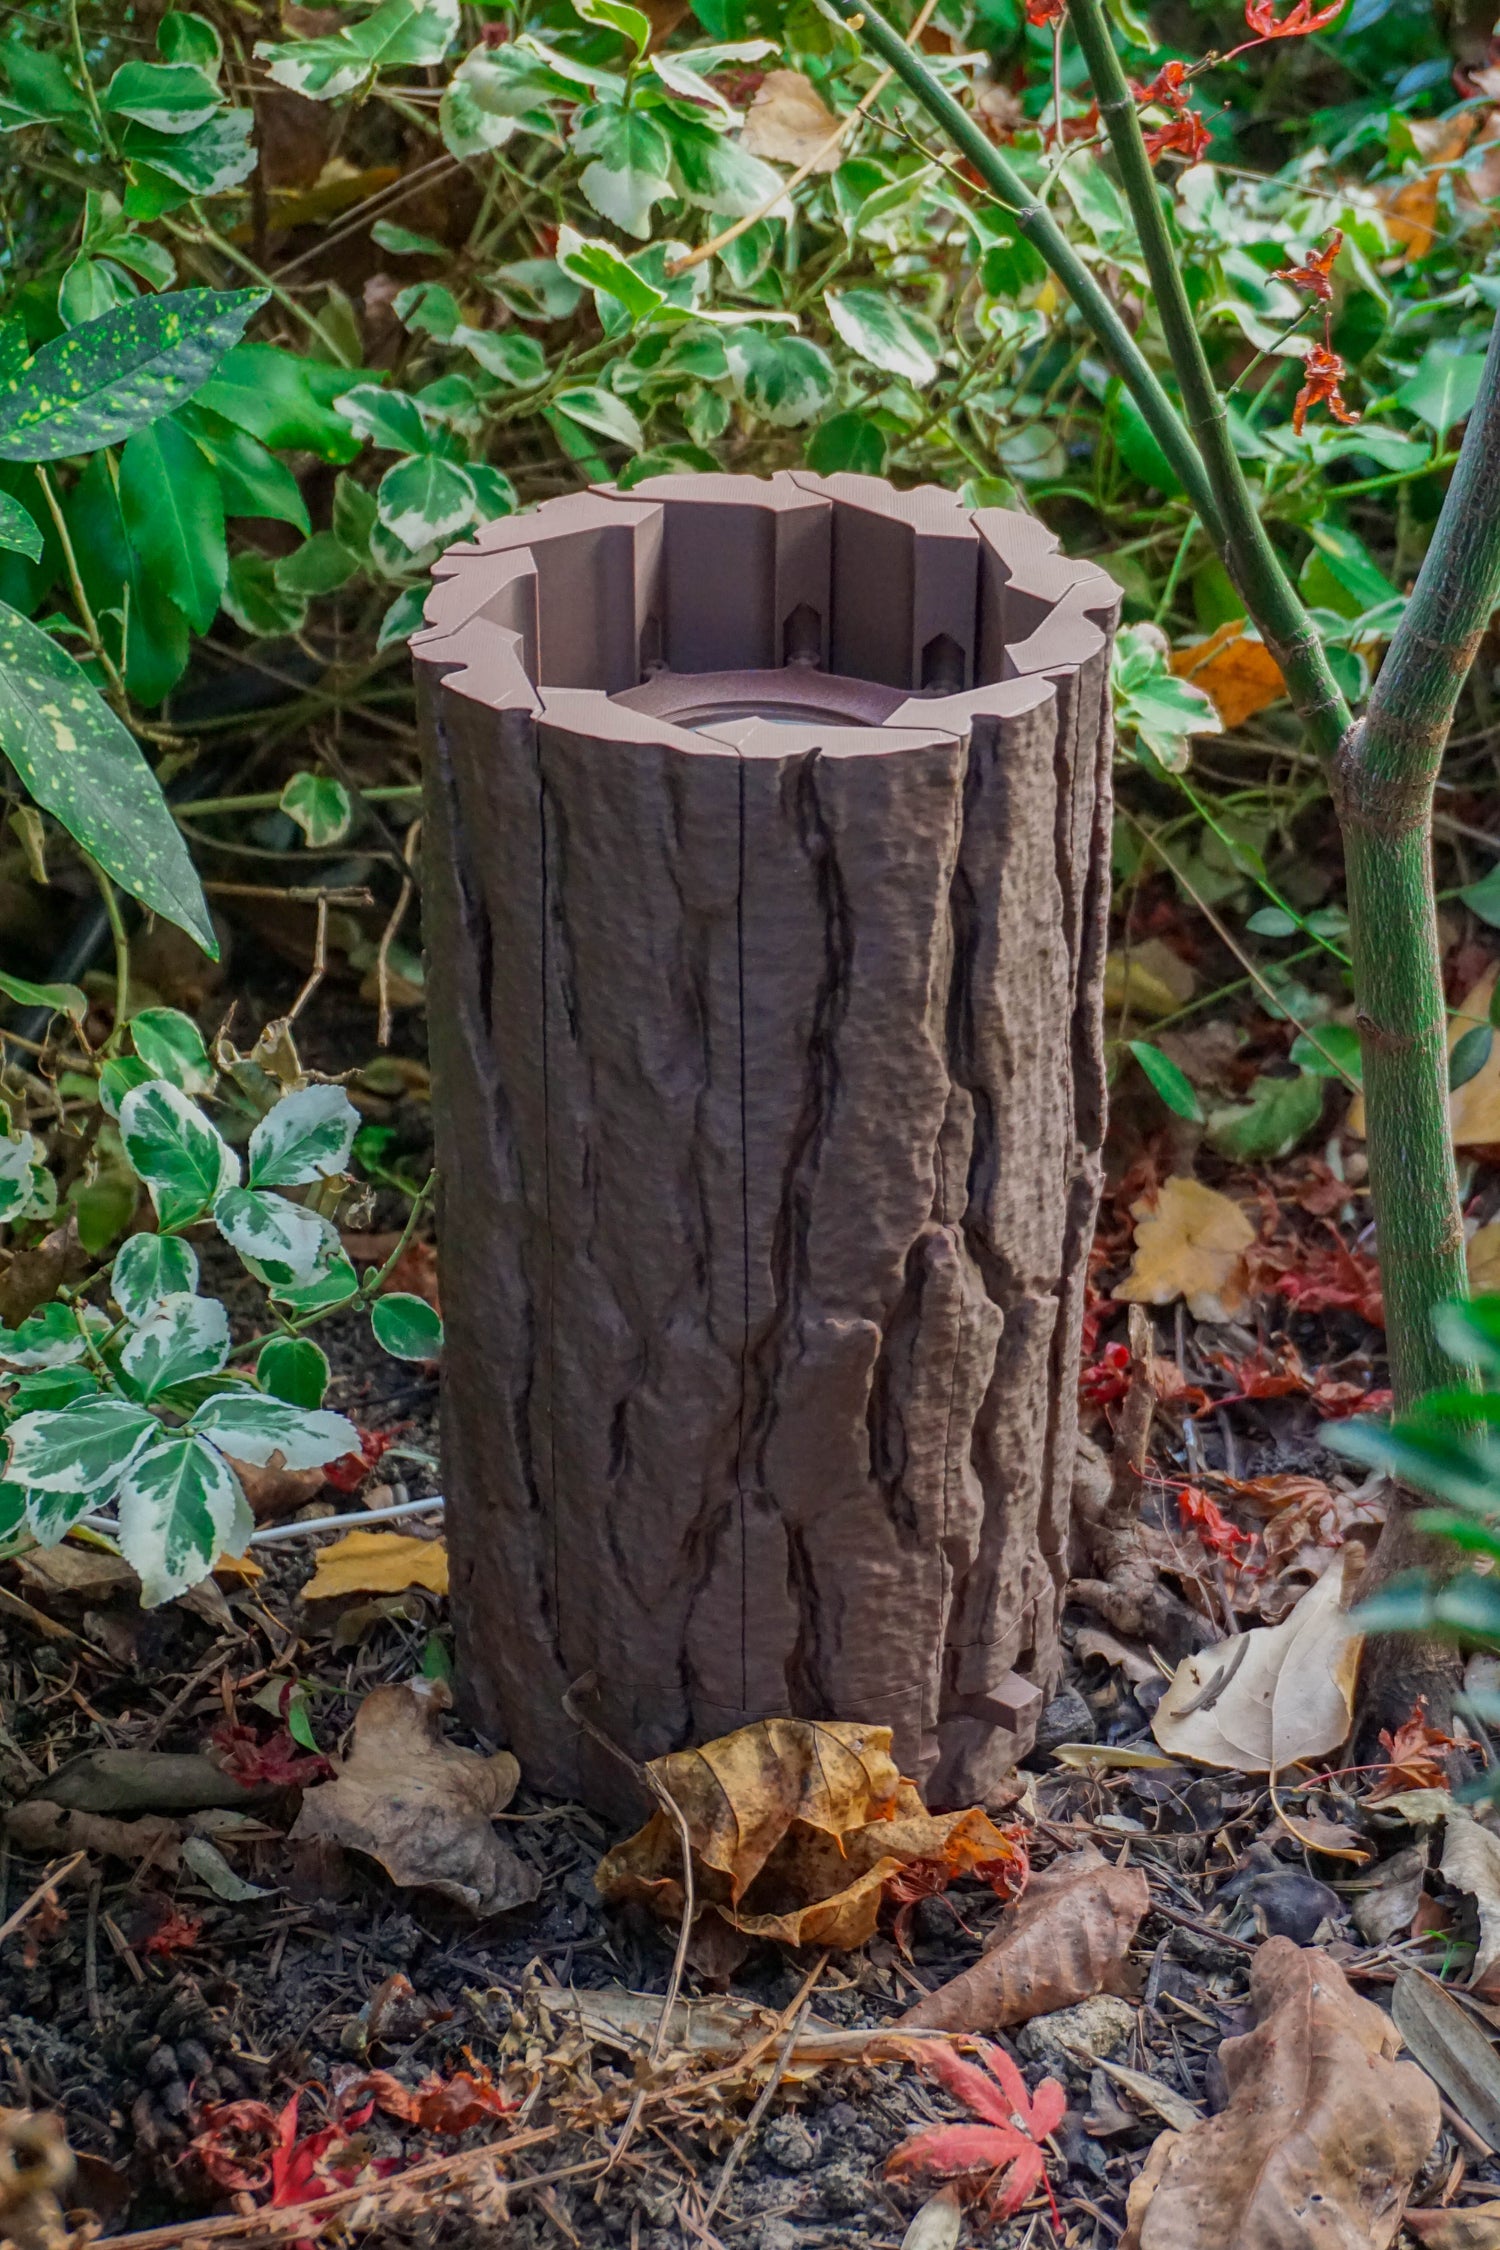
[1381, 114, 1477, 264]
[1104, 938, 1196, 1021]
[1115, 1176, 1255, 1323]
[302, 1529, 449, 1601]
[213, 1551, 264, 1582]
[740, 70, 842, 171]
[1171, 626, 1286, 730]
[1471, 1222, 1500, 1293]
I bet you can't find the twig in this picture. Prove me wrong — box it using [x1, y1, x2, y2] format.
[200, 881, 375, 905]
[0, 1852, 86, 1950]
[666, 0, 940, 279]
[701, 1984, 821, 2225]
[376, 816, 421, 1047]
[287, 894, 329, 1026]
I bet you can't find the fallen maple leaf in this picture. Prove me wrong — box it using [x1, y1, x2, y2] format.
[888, 2041, 1065, 2224]
[1369, 1704, 1460, 1800]
[1115, 1177, 1255, 1324]
[143, 1908, 204, 1958]
[302, 1529, 449, 1602]
[211, 1719, 332, 1791]
[596, 1719, 1028, 1951]
[1176, 1484, 1255, 1562]
[740, 70, 842, 169]
[899, 1844, 1149, 2032]
[1121, 1939, 1439, 2250]
[325, 1426, 402, 1494]
[1250, 1227, 1384, 1328]
[344, 2063, 516, 2134]
[290, 1677, 537, 1916]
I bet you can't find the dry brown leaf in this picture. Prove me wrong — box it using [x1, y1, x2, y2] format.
[1115, 1177, 1255, 1324]
[301, 1529, 449, 1601]
[1122, 1939, 1439, 2250]
[1406, 2207, 1500, 2250]
[16, 1543, 138, 1605]
[740, 69, 842, 171]
[1170, 627, 1286, 730]
[4, 1798, 181, 1870]
[1104, 938, 1197, 1020]
[1440, 1808, 1500, 1987]
[1470, 1222, 1500, 1292]
[289, 1677, 537, 1915]
[897, 1845, 1149, 2032]
[594, 1719, 1024, 1951]
[1380, 115, 1477, 263]
[1151, 1549, 1363, 1774]
[226, 1450, 328, 1521]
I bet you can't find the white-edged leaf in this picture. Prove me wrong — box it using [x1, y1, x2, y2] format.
[280, 771, 352, 846]
[370, 1291, 444, 1360]
[188, 1390, 359, 1469]
[0, 1300, 101, 1368]
[825, 288, 939, 385]
[551, 385, 644, 451]
[214, 1185, 338, 1284]
[115, 1434, 251, 1605]
[112, 1232, 200, 1324]
[120, 1291, 230, 1400]
[248, 1083, 361, 1186]
[119, 1080, 240, 1227]
[571, 105, 674, 239]
[0, 1132, 46, 1224]
[723, 329, 834, 426]
[556, 225, 667, 319]
[376, 452, 476, 551]
[130, 1004, 214, 1094]
[9, 1395, 159, 1516]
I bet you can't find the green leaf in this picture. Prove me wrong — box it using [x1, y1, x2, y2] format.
[130, 1005, 214, 1094]
[805, 412, 886, 476]
[274, 531, 360, 596]
[188, 1390, 358, 1469]
[280, 771, 353, 845]
[456, 329, 548, 387]
[9, 1395, 159, 1508]
[99, 1055, 157, 1119]
[336, 383, 432, 454]
[257, 1334, 330, 1408]
[120, 1291, 230, 1400]
[255, 0, 459, 99]
[181, 407, 310, 533]
[118, 417, 227, 635]
[248, 1083, 361, 1187]
[1434, 1295, 1500, 1377]
[1290, 1023, 1363, 1083]
[551, 386, 645, 453]
[214, 1184, 337, 1284]
[376, 454, 476, 551]
[1461, 862, 1500, 930]
[0, 1481, 26, 1541]
[224, 552, 307, 638]
[1451, 1021, 1494, 1092]
[1397, 349, 1489, 437]
[370, 220, 446, 256]
[377, 586, 429, 648]
[0, 289, 266, 464]
[668, 116, 785, 216]
[102, 60, 220, 132]
[1206, 1068, 1324, 1162]
[572, 106, 674, 238]
[0, 489, 40, 562]
[112, 1232, 199, 1324]
[0, 602, 215, 953]
[116, 1434, 250, 1605]
[573, 0, 653, 54]
[724, 329, 834, 427]
[0, 1301, 95, 1369]
[1113, 624, 1222, 769]
[555, 226, 666, 321]
[824, 289, 939, 385]
[0, 1134, 53, 1227]
[1301, 520, 1400, 618]
[0, 968, 86, 1024]
[1128, 1039, 1203, 1122]
[269, 1248, 359, 1314]
[158, 14, 224, 72]
[371, 1291, 444, 1360]
[119, 1079, 239, 1228]
[194, 344, 360, 463]
[122, 109, 256, 204]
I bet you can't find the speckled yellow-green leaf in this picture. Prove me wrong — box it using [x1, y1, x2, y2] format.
[0, 287, 267, 463]
[0, 601, 216, 955]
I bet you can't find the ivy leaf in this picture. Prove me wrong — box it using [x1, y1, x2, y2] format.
[0, 288, 266, 462]
[376, 453, 476, 550]
[805, 411, 886, 476]
[335, 383, 432, 453]
[130, 1005, 215, 1093]
[280, 771, 353, 846]
[274, 531, 360, 596]
[0, 968, 87, 1024]
[269, 1250, 360, 1315]
[214, 1185, 338, 1284]
[257, 1334, 330, 1408]
[9, 1395, 160, 1520]
[0, 601, 216, 954]
[724, 329, 834, 426]
[112, 1232, 200, 1324]
[1206, 1069, 1325, 1162]
[1128, 1039, 1203, 1123]
[116, 1434, 251, 1605]
[121, 110, 257, 206]
[99, 1056, 158, 1119]
[551, 385, 645, 452]
[158, 14, 224, 73]
[572, 0, 652, 56]
[120, 1291, 231, 1400]
[119, 1079, 240, 1228]
[825, 288, 939, 385]
[118, 416, 227, 635]
[668, 117, 786, 216]
[572, 106, 675, 238]
[255, 0, 460, 99]
[371, 1291, 444, 1360]
[455, 329, 548, 386]
[556, 226, 667, 321]
[0, 490, 40, 562]
[0, 1300, 99, 1369]
[249, 1083, 361, 1186]
[188, 1390, 359, 1469]
[101, 60, 220, 132]
[1113, 625, 1223, 770]
[223, 552, 307, 637]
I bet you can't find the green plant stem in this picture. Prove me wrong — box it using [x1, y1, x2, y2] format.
[184, 783, 421, 819]
[821, 0, 1222, 541]
[89, 860, 130, 1035]
[1334, 310, 1500, 1407]
[33, 467, 125, 702]
[1066, 0, 1352, 764]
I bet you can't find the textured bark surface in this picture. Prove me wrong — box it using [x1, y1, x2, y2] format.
[415, 473, 1117, 1816]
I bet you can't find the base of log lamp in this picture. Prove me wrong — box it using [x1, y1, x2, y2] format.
[414, 472, 1120, 1818]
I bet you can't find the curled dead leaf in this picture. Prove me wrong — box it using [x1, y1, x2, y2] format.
[897, 1845, 1149, 2032]
[1151, 1548, 1363, 1774]
[1122, 1939, 1440, 2250]
[594, 1719, 1024, 1951]
[226, 1450, 328, 1522]
[301, 1529, 449, 1601]
[741, 70, 842, 170]
[289, 1677, 537, 1916]
[1115, 1177, 1255, 1324]
[4, 1799, 181, 1870]
[1170, 626, 1286, 730]
[1405, 2206, 1500, 2250]
[1470, 1221, 1500, 1293]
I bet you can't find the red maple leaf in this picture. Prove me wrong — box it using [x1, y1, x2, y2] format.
[1244, 0, 1344, 34]
[1025, 0, 1066, 20]
[344, 2065, 516, 2135]
[324, 1425, 401, 1494]
[211, 1718, 332, 1791]
[1144, 108, 1212, 163]
[143, 1909, 204, 1958]
[1292, 342, 1359, 434]
[1251, 1226, 1384, 1327]
[1369, 1704, 1461, 1799]
[888, 2042, 1065, 2225]
[1273, 229, 1343, 302]
[1176, 1484, 1256, 1560]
